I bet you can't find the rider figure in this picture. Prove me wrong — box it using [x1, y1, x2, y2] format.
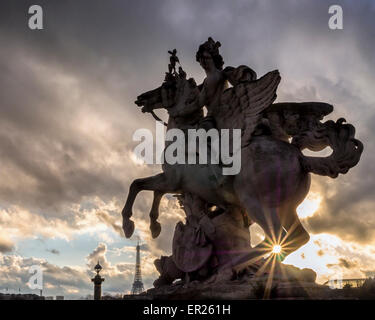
[195, 37, 226, 129]
[195, 37, 257, 130]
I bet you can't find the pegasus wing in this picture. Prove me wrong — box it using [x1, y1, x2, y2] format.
[217, 70, 281, 145]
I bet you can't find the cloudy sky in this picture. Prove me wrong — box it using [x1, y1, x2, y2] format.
[0, 0, 374, 299]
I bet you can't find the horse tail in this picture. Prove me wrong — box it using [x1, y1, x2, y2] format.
[295, 118, 364, 178]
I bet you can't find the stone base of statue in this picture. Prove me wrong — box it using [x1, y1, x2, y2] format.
[124, 193, 332, 300]
[124, 262, 333, 300]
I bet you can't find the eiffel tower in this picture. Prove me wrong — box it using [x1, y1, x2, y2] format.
[131, 240, 145, 294]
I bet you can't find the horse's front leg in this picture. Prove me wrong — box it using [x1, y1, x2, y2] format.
[122, 173, 176, 238]
[122, 178, 144, 238]
[150, 191, 165, 239]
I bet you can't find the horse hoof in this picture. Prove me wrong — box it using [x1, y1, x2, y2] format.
[150, 221, 161, 239]
[123, 219, 135, 238]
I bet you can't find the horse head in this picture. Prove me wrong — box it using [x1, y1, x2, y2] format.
[135, 71, 202, 128]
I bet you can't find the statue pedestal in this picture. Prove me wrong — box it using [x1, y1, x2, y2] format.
[151, 195, 326, 299]
[128, 263, 333, 300]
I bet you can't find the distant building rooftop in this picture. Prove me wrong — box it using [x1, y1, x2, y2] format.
[0, 293, 45, 300]
[324, 278, 368, 289]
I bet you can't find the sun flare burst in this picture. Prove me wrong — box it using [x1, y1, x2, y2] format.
[272, 245, 282, 254]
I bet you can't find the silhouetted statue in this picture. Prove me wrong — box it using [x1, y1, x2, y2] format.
[121, 37, 364, 291]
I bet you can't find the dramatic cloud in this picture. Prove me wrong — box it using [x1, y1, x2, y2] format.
[0, 242, 158, 298]
[0, 253, 91, 297]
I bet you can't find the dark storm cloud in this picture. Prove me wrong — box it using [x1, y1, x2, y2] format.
[0, 0, 374, 257]
[327, 258, 357, 270]
[140, 243, 149, 251]
[0, 237, 14, 253]
[46, 248, 60, 255]
[339, 258, 357, 269]
[0, 0, 164, 214]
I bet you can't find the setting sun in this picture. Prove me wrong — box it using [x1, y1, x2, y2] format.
[272, 245, 282, 254]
